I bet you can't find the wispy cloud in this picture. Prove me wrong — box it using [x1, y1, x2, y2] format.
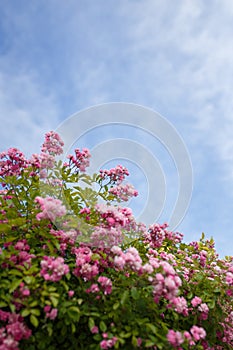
[117, 1, 233, 178]
[0, 70, 60, 155]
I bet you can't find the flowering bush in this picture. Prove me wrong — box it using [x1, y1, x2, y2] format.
[0, 131, 232, 349]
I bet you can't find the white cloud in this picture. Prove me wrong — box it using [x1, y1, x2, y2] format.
[0, 70, 60, 155]
[113, 1, 233, 182]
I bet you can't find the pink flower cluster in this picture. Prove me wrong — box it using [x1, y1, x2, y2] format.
[99, 332, 118, 349]
[95, 203, 136, 230]
[150, 260, 182, 303]
[111, 245, 183, 304]
[191, 296, 202, 307]
[2, 240, 35, 269]
[65, 148, 91, 172]
[41, 131, 64, 155]
[50, 228, 78, 254]
[112, 246, 142, 272]
[85, 276, 113, 296]
[39, 153, 55, 170]
[12, 282, 31, 311]
[29, 131, 64, 179]
[144, 223, 183, 248]
[91, 226, 123, 248]
[79, 207, 91, 220]
[226, 265, 233, 285]
[35, 196, 66, 221]
[49, 228, 78, 254]
[100, 335, 118, 349]
[24, 131, 63, 180]
[166, 329, 183, 348]
[0, 311, 31, 350]
[171, 296, 188, 316]
[86, 283, 100, 294]
[97, 276, 112, 295]
[72, 246, 99, 281]
[30, 152, 55, 172]
[167, 325, 206, 348]
[18, 282, 30, 297]
[220, 310, 233, 345]
[44, 306, 58, 320]
[190, 325, 206, 342]
[190, 296, 209, 319]
[0, 148, 28, 178]
[99, 165, 129, 184]
[40, 256, 69, 282]
[109, 183, 138, 201]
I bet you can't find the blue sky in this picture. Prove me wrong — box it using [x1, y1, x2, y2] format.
[1, 0, 233, 257]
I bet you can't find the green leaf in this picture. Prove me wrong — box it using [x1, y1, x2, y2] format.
[93, 334, 102, 341]
[30, 300, 38, 307]
[67, 306, 80, 322]
[0, 302, 7, 308]
[120, 290, 129, 305]
[47, 286, 57, 292]
[119, 332, 131, 338]
[71, 323, 76, 333]
[91, 253, 100, 261]
[47, 324, 53, 337]
[187, 291, 193, 299]
[208, 299, 216, 309]
[9, 279, 22, 293]
[21, 309, 31, 317]
[59, 280, 69, 291]
[8, 269, 23, 277]
[69, 306, 80, 313]
[131, 287, 139, 300]
[30, 308, 41, 316]
[88, 317, 95, 330]
[131, 335, 138, 347]
[47, 241, 55, 253]
[50, 296, 59, 307]
[113, 302, 120, 310]
[30, 314, 39, 327]
[145, 340, 155, 347]
[146, 323, 157, 334]
[24, 276, 35, 284]
[9, 303, 16, 313]
[99, 320, 107, 332]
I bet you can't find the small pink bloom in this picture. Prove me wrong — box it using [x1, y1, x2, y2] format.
[190, 325, 206, 341]
[198, 303, 209, 314]
[91, 326, 99, 334]
[191, 296, 202, 307]
[167, 329, 183, 346]
[100, 340, 108, 349]
[35, 196, 66, 222]
[44, 305, 51, 313]
[40, 256, 69, 282]
[68, 290, 74, 298]
[45, 308, 58, 320]
[22, 289, 30, 296]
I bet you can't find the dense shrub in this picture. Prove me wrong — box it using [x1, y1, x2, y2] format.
[0, 131, 232, 349]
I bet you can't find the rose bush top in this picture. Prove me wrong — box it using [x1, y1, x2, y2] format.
[0, 131, 232, 349]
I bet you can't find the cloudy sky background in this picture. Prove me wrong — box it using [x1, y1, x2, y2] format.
[1, 0, 233, 257]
